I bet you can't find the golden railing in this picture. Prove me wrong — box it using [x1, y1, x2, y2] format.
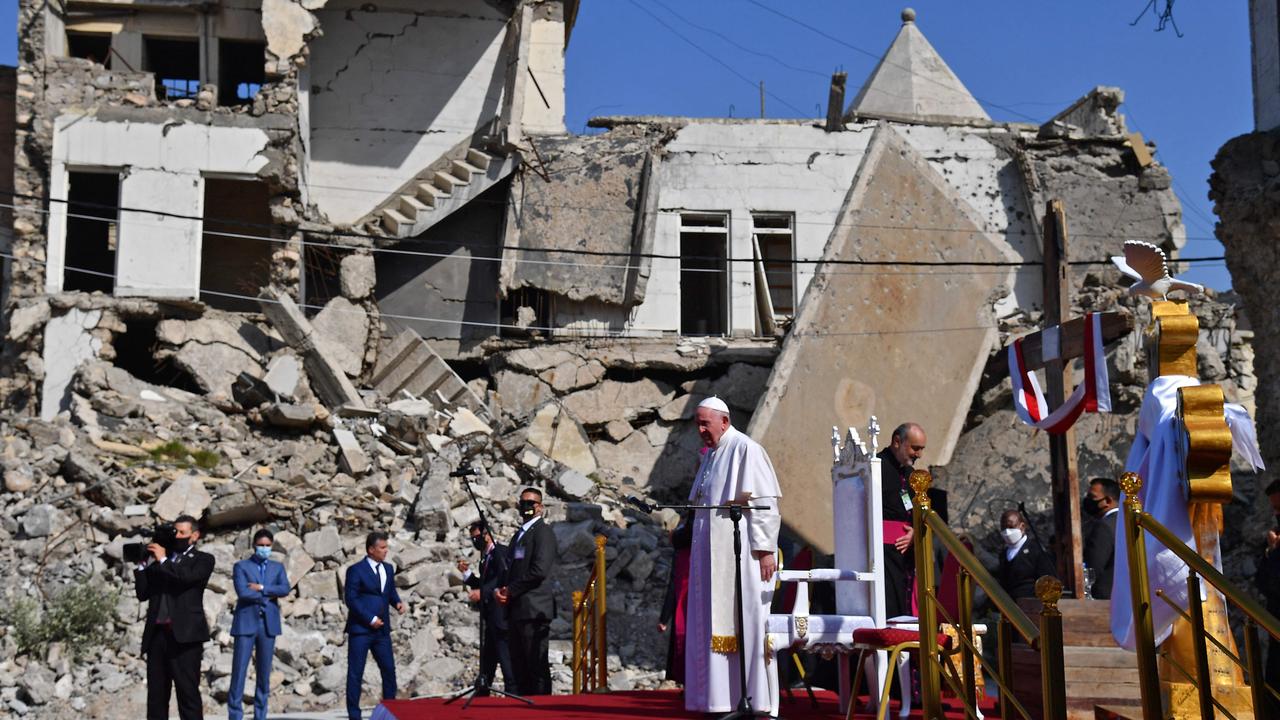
[910, 470, 1069, 720]
[571, 534, 608, 694]
[1119, 471, 1280, 718]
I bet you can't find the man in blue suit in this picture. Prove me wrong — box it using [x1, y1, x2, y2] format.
[228, 529, 291, 720]
[344, 531, 406, 720]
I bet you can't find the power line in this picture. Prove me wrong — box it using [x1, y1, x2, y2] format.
[4, 195, 1225, 272]
[740, 0, 1047, 124]
[0, 249, 1019, 340]
[623, 0, 814, 117]
[646, 0, 830, 80]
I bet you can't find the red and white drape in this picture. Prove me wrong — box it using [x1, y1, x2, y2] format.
[1009, 312, 1111, 434]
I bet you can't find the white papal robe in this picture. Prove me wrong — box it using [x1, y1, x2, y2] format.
[685, 425, 782, 714]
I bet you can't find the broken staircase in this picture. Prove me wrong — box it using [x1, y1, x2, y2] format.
[371, 329, 491, 423]
[372, 145, 518, 239]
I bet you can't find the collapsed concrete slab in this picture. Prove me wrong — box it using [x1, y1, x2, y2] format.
[258, 290, 364, 410]
[40, 308, 103, 421]
[746, 124, 1010, 552]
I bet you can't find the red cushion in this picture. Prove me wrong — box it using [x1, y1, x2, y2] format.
[852, 627, 952, 649]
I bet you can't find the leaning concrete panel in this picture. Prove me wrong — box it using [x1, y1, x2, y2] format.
[500, 127, 661, 306]
[747, 124, 1008, 552]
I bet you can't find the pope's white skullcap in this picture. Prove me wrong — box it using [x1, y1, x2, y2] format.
[697, 396, 730, 414]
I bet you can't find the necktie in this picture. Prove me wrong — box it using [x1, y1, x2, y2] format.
[375, 563, 384, 592]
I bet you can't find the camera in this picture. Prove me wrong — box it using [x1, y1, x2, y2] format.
[122, 523, 178, 564]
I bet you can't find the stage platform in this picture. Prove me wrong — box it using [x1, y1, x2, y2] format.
[370, 688, 995, 719]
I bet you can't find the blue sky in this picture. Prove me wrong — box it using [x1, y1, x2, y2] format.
[0, 1, 1249, 289]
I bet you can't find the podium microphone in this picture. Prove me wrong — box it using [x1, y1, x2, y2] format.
[625, 495, 654, 513]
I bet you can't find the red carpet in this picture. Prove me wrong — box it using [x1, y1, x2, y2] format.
[374, 689, 995, 719]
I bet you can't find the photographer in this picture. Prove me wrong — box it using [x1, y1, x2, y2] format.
[133, 514, 215, 720]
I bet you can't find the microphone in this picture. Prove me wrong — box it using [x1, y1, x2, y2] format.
[450, 467, 478, 477]
[625, 495, 654, 513]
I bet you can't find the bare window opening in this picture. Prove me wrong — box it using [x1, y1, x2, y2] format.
[200, 178, 273, 311]
[303, 243, 344, 317]
[144, 37, 200, 100]
[500, 287, 554, 337]
[65, 171, 120, 293]
[680, 213, 728, 336]
[67, 32, 112, 68]
[218, 40, 265, 106]
[113, 318, 202, 393]
[753, 213, 795, 316]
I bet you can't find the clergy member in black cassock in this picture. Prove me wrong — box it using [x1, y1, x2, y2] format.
[876, 423, 928, 620]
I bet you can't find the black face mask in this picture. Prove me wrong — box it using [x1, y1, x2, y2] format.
[471, 536, 487, 551]
[518, 499, 538, 520]
[1081, 494, 1102, 518]
[170, 537, 191, 554]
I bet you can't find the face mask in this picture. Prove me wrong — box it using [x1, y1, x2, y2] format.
[1001, 528, 1024, 546]
[170, 538, 190, 554]
[471, 536, 487, 551]
[1082, 494, 1102, 517]
[518, 499, 538, 520]
[255, 546, 272, 560]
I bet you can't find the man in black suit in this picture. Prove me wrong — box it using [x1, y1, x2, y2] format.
[1254, 480, 1280, 715]
[134, 514, 216, 720]
[1082, 477, 1121, 600]
[876, 422, 927, 619]
[996, 509, 1056, 599]
[495, 487, 559, 695]
[458, 520, 514, 694]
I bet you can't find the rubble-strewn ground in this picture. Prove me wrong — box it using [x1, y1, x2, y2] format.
[0, 279, 1273, 719]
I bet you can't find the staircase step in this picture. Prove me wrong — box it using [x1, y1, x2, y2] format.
[414, 182, 443, 207]
[451, 159, 485, 180]
[398, 194, 430, 221]
[465, 148, 493, 170]
[380, 207, 411, 235]
[432, 171, 464, 193]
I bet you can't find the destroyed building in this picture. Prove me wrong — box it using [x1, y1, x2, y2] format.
[0, 3, 1262, 717]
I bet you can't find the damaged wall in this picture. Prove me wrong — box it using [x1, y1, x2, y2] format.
[304, 0, 511, 225]
[46, 112, 277, 297]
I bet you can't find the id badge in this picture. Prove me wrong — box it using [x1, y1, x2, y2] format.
[514, 546, 526, 560]
[900, 491, 914, 511]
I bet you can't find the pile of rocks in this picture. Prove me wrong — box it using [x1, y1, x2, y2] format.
[0, 348, 683, 718]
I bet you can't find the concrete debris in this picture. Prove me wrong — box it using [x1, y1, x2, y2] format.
[1039, 86, 1127, 140]
[264, 354, 303, 399]
[447, 407, 492, 437]
[262, 402, 319, 429]
[371, 330, 488, 419]
[525, 403, 597, 475]
[153, 474, 214, 522]
[332, 428, 370, 476]
[259, 290, 365, 410]
[561, 379, 675, 427]
[311, 296, 370, 378]
[551, 468, 595, 501]
[340, 253, 376, 300]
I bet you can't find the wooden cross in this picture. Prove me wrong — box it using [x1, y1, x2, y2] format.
[987, 200, 1134, 597]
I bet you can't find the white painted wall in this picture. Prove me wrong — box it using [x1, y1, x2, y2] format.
[1252, 0, 1280, 131]
[620, 120, 1035, 336]
[523, 16, 567, 135]
[47, 114, 271, 297]
[305, 3, 510, 225]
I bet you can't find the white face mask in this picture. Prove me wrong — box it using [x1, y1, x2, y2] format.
[1001, 528, 1024, 546]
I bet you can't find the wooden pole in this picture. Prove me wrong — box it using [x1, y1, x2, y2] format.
[1042, 200, 1085, 597]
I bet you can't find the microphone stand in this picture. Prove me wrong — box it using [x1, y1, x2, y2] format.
[445, 468, 533, 708]
[629, 497, 771, 720]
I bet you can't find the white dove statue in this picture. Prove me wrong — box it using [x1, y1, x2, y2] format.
[1110, 240, 1204, 299]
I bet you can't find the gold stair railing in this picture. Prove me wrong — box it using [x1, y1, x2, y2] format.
[571, 534, 608, 693]
[1120, 471, 1280, 719]
[910, 470, 1069, 720]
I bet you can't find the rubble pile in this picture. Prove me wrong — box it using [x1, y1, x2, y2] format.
[0, 331, 700, 718]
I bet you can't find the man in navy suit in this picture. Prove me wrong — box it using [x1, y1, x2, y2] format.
[228, 528, 291, 720]
[344, 531, 406, 720]
[458, 520, 514, 694]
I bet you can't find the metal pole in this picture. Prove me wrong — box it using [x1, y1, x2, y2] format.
[594, 535, 608, 691]
[997, 616, 1014, 720]
[1245, 620, 1268, 716]
[1036, 577, 1068, 720]
[759, 81, 765, 118]
[1186, 571, 1214, 719]
[910, 470, 943, 718]
[572, 589, 584, 694]
[1120, 472, 1164, 718]
[958, 569, 977, 711]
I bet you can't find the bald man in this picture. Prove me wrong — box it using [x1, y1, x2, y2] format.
[878, 422, 926, 619]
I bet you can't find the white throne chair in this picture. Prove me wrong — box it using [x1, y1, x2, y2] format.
[765, 418, 901, 717]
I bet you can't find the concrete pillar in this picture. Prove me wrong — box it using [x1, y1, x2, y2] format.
[111, 31, 143, 72]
